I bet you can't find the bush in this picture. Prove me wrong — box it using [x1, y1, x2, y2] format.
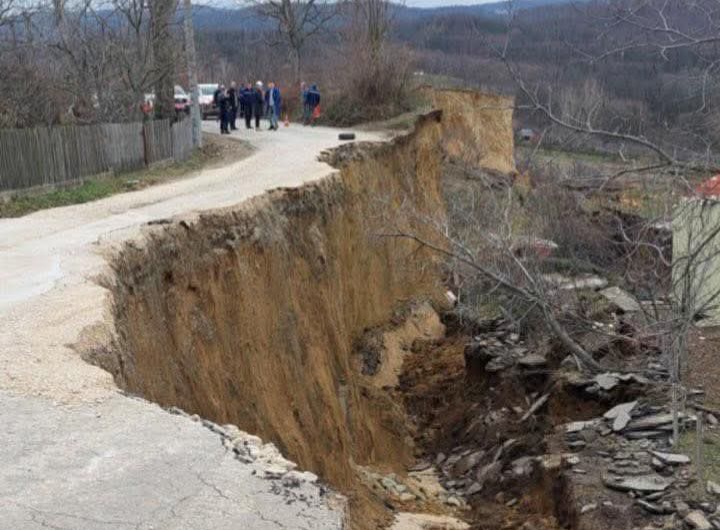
[320, 44, 416, 126]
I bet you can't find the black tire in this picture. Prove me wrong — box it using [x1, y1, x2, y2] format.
[338, 133, 356, 141]
[202, 114, 208, 121]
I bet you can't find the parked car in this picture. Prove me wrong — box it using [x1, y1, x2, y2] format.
[141, 87, 191, 116]
[174, 85, 190, 115]
[198, 83, 219, 120]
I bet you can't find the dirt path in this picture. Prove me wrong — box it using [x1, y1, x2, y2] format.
[0, 123, 382, 530]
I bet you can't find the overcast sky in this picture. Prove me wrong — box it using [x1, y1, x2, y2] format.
[405, 1, 495, 6]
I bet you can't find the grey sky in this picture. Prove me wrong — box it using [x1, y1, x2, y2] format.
[405, 1, 495, 6]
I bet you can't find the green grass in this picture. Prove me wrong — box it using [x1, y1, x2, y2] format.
[676, 429, 720, 499]
[0, 139, 243, 218]
[0, 179, 127, 217]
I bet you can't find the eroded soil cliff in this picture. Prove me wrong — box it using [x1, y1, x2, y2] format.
[429, 89, 515, 175]
[98, 112, 448, 529]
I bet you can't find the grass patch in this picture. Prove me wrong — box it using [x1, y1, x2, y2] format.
[676, 429, 720, 499]
[0, 135, 251, 218]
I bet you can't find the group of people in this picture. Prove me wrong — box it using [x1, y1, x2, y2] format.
[213, 81, 321, 134]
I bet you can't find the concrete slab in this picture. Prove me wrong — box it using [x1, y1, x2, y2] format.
[0, 392, 343, 530]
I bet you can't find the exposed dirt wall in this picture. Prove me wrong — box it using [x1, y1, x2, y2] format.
[430, 89, 516, 175]
[100, 113, 448, 529]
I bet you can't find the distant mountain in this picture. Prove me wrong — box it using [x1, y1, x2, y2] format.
[402, 0, 593, 18]
[192, 0, 595, 32]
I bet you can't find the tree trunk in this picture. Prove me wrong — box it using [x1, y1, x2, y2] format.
[182, 0, 201, 147]
[150, 0, 176, 121]
[290, 47, 301, 85]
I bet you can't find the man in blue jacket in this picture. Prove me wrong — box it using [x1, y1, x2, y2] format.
[264, 82, 282, 131]
[306, 84, 321, 125]
[240, 83, 253, 129]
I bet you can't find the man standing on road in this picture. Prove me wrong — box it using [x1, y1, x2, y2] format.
[217, 86, 230, 134]
[264, 82, 282, 131]
[300, 82, 310, 124]
[251, 82, 264, 131]
[241, 83, 252, 129]
[213, 84, 223, 120]
[307, 84, 321, 126]
[228, 82, 238, 131]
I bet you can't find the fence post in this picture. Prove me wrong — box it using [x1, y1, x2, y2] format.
[697, 413, 704, 482]
[142, 122, 150, 167]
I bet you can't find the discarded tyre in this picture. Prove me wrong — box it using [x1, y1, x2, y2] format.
[338, 133, 356, 141]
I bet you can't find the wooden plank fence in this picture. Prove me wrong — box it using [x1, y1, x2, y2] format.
[0, 118, 195, 193]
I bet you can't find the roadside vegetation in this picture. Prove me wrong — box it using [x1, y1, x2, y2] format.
[0, 135, 251, 218]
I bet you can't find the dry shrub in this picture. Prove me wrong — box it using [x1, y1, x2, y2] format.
[528, 182, 617, 270]
[322, 43, 415, 126]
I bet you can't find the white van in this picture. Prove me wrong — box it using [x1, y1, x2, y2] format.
[198, 83, 219, 120]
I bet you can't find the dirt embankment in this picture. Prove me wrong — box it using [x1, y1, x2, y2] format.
[96, 112, 448, 529]
[429, 89, 515, 175]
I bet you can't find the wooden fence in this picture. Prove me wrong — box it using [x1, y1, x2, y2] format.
[0, 118, 195, 193]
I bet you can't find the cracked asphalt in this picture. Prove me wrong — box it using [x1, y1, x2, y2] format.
[0, 393, 343, 530]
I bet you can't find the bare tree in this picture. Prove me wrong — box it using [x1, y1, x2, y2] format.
[467, 0, 720, 446]
[340, 0, 412, 116]
[491, 0, 720, 176]
[149, 0, 179, 119]
[111, 0, 157, 119]
[243, 0, 337, 82]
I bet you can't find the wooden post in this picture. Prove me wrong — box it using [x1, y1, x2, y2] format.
[182, 0, 202, 148]
[697, 413, 704, 482]
[142, 122, 150, 167]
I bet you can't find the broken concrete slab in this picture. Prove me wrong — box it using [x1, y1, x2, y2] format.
[600, 286, 641, 312]
[511, 456, 536, 477]
[0, 393, 344, 530]
[686, 510, 713, 530]
[708, 481, 720, 495]
[595, 373, 620, 391]
[453, 451, 484, 476]
[624, 413, 674, 431]
[605, 401, 638, 432]
[613, 410, 633, 432]
[636, 499, 669, 515]
[650, 451, 691, 465]
[623, 430, 667, 439]
[517, 354, 547, 368]
[602, 473, 672, 493]
[565, 420, 598, 434]
[604, 401, 638, 420]
[618, 373, 651, 385]
[391, 512, 470, 530]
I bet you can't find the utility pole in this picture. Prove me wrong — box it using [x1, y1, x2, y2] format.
[183, 0, 201, 148]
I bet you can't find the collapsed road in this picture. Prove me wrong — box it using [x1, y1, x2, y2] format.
[4, 90, 703, 530]
[0, 124, 383, 530]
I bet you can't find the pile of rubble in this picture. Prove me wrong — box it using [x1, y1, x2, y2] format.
[405, 437, 549, 509]
[562, 400, 720, 530]
[464, 328, 547, 374]
[167, 407, 329, 503]
[356, 464, 467, 509]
